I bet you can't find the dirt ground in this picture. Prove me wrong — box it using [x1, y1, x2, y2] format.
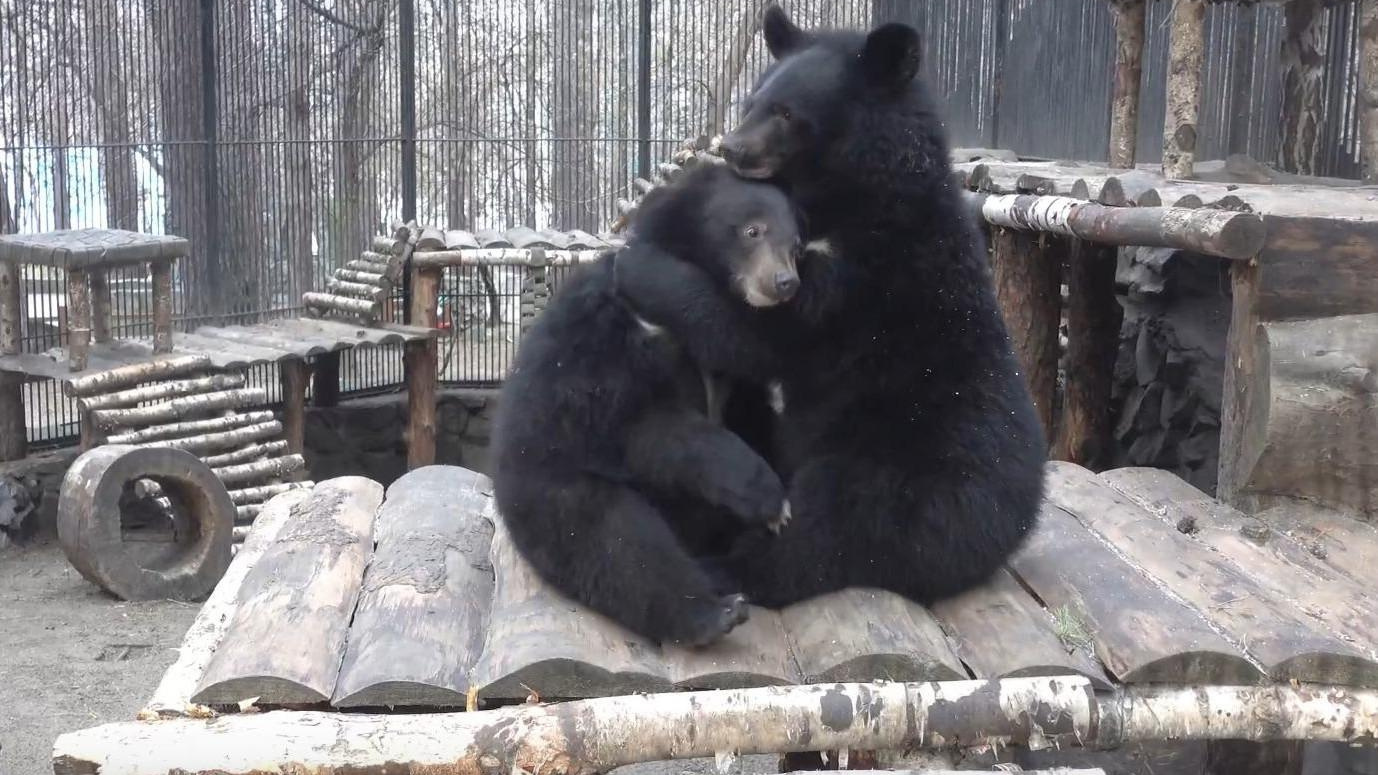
[0, 540, 198, 775]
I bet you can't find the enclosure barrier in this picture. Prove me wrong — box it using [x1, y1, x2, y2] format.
[51, 676, 1378, 774]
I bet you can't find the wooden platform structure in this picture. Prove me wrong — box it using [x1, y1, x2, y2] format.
[50, 459, 1378, 772]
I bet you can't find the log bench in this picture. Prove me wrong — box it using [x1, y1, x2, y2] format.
[51, 461, 1378, 773]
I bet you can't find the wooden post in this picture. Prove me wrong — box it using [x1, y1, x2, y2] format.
[1052, 240, 1121, 468]
[150, 259, 175, 354]
[405, 338, 437, 469]
[519, 248, 549, 339]
[988, 228, 1061, 439]
[312, 352, 341, 408]
[1277, 0, 1329, 175]
[66, 268, 92, 371]
[1360, 0, 1378, 182]
[1163, 0, 1206, 180]
[279, 359, 308, 461]
[90, 269, 112, 343]
[1108, 0, 1146, 169]
[0, 259, 25, 461]
[410, 265, 442, 329]
[1217, 259, 1261, 507]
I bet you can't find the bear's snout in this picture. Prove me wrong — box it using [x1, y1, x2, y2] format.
[774, 270, 800, 300]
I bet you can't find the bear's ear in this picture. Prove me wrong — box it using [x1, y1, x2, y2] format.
[763, 3, 806, 60]
[861, 22, 922, 89]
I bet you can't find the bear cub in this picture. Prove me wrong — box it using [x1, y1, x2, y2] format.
[490, 163, 803, 646]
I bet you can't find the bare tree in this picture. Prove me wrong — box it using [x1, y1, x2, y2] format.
[85, 0, 142, 231]
[549, 0, 601, 231]
[284, 2, 317, 301]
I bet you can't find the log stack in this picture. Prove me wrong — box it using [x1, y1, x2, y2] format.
[303, 227, 410, 324]
[66, 356, 311, 548]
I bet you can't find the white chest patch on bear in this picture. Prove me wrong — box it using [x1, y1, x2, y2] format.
[632, 313, 665, 337]
[804, 238, 836, 258]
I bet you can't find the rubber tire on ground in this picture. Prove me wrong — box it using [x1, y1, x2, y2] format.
[58, 444, 234, 601]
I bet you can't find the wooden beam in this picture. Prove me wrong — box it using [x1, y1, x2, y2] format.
[404, 339, 437, 469]
[988, 227, 1060, 437]
[51, 679, 1378, 775]
[66, 268, 92, 371]
[1108, 0, 1146, 168]
[1163, 0, 1206, 179]
[1362, 0, 1378, 182]
[1052, 240, 1121, 468]
[89, 269, 112, 344]
[150, 259, 175, 354]
[65, 354, 211, 397]
[1217, 259, 1262, 508]
[410, 265, 442, 329]
[279, 358, 308, 458]
[971, 193, 1265, 260]
[0, 258, 24, 462]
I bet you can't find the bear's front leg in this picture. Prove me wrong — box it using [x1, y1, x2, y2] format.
[625, 412, 791, 533]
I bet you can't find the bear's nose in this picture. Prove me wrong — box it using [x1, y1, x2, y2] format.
[719, 135, 744, 163]
[774, 271, 800, 299]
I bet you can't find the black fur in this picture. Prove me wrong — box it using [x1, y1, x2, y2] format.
[703, 6, 1047, 608]
[490, 165, 800, 645]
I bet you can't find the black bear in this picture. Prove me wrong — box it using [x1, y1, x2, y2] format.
[490, 163, 802, 646]
[654, 6, 1048, 608]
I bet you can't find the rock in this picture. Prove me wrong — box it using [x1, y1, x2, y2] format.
[1135, 325, 1161, 386]
[1161, 350, 1189, 389]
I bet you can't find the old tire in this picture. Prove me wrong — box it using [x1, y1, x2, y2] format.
[58, 444, 234, 601]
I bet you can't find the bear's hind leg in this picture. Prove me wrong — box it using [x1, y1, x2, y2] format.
[501, 475, 749, 646]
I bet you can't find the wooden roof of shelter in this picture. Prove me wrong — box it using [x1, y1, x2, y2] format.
[0, 318, 434, 383]
[0, 228, 189, 269]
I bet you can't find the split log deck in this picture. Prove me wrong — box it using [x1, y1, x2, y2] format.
[128, 461, 1378, 715]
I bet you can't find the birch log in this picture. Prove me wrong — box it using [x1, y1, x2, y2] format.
[227, 481, 312, 506]
[51, 679, 1378, 775]
[1163, 0, 1206, 179]
[200, 440, 288, 469]
[90, 388, 267, 430]
[66, 268, 92, 371]
[151, 260, 175, 353]
[66, 355, 211, 397]
[1, 259, 24, 462]
[123, 420, 282, 453]
[80, 374, 247, 411]
[212, 454, 305, 485]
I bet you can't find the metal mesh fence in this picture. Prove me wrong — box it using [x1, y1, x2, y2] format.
[0, 0, 1368, 447]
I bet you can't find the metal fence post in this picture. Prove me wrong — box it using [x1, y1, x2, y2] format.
[200, 0, 222, 322]
[637, 0, 653, 179]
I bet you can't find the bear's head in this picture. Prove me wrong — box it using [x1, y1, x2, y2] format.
[628, 164, 803, 307]
[720, 5, 945, 193]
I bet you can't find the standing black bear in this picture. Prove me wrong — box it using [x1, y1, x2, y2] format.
[490, 164, 802, 646]
[654, 6, 1048, 608]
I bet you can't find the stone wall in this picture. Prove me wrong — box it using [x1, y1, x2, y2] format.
[304, 388, 498, 486]
[1109, 246, 1231, 495]
[0, 448, 79, 544]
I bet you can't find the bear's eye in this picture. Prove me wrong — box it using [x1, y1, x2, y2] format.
[744, 225, 763, 239]
[772, 104, 792, 121]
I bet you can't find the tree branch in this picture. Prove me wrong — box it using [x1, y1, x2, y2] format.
[299, 0, 372, 34]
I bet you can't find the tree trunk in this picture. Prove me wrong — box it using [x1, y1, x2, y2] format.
[1277, 0, 1329, 176]
[1359, 0, 1378, 182]
[219, 0, 265, 318]
[87, 0, 141, 231]
[284, 3, 317, 302]
[1163, 0, 1206, 180]
[1108, 0, 1145, 169]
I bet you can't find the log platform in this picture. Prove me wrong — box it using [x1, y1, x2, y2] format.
[54, 459, 1378, 772]
[129, 460, 1378, 713]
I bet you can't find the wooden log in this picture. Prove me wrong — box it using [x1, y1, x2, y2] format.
[346, 257, 391, 275]
[1102, 467, 1378, 659]
[57, 445, 234, 602]
[125, 420, 282, 454]
[231, 525, 250, 542]
[780, 588, 964, 683]
[663, 609, 799, 689]
[332, 467, 496, 708]
[332, 268, 385, 285]
[1218, 259, 1261, 510]
[325, 278, 384, 301]
[410, 265, 442, 329]
[1362, 0, 1378, 182]
[1278, 0, 1328, 176]
[931, 569, 1111, 689]
[1108, 0, 1146, 168]
[405, 339, 437, 469]
[1163, 0, 1205, 179]
[212, 454, 305, 486]
[66, 267, 92, 371]
[1047, 462, 1378, 685]
[1052, 240, 1121, 467]
[151, 259, 175, 354]
[79, 374, 246, 411]
[469, 509, 672, 699]
[1009, 501, 1261, 684]
[200, 440, 288, 469]
[141, 487, 309, 717]
[988, 227, 1060, 436]
[52, 679, 1378, 775]
[278, 358, 307, 457]
[192, 477, 382, 705]
[1216, 312, 1378, 519]
[303, 292, 378, 319]
[66, 354, 212, 396]
[90, 388, 267, 430]
[971, 193, 1265, 260]
[234, 504, 261, 524]
[227, 481, 312, 506]
[313, 351, 340, 408]
[89, 269, 112, 343]
[370, 235, 400, 254]
[410, 248, 608, 268]
[416, 226, 446, 251]
[0, 259, 22, 461]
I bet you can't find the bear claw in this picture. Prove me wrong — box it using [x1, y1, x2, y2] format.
[679, 594, 751, 647]
[768, 500, 792, 534]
